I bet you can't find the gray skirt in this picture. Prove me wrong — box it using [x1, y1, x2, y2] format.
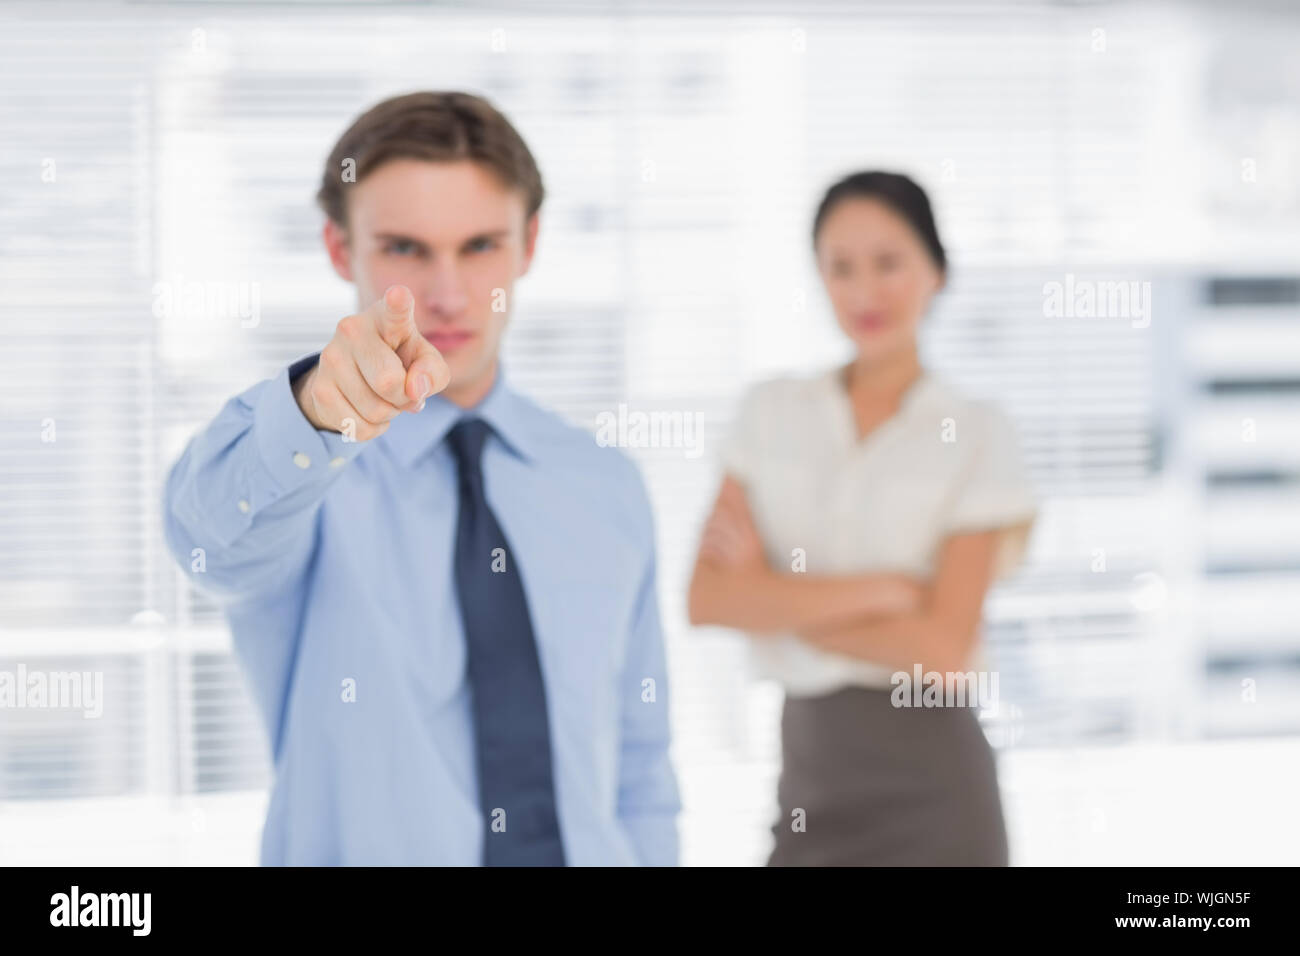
[767, 685, 1009, 866]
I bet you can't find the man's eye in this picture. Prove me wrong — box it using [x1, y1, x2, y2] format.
[466, 237, 498, 254]
[385, 240, 420, 256]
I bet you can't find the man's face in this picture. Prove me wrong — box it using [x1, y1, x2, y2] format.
[324, 157, 539, 407]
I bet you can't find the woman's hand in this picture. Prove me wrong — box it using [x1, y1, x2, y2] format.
[880, 574, 929, 615]
[698, 476, 767, 571]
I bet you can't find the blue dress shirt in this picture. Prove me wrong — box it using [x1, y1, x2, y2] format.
[162, 354, 681, 865]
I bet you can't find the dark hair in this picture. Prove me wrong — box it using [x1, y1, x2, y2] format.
[812, 171, 946, 273]
[316, 91, 544, 230]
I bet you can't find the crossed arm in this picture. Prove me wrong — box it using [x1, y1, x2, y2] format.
[687, 474, 1001, 675]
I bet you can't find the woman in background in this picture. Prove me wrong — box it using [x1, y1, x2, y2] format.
[688, 171, 1038, 866]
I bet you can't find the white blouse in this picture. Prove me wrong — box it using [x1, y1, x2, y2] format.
[719, 364, 1039, 697]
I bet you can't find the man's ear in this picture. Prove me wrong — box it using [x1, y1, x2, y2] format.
[323, 218, 354, 282]
[518, 212, 540, 278]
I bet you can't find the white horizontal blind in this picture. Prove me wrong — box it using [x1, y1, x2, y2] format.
[0, 14, 163, 800]
[1182, 280, 1300, 738]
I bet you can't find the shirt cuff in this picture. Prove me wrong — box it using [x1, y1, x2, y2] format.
[254, 352, 369, 493]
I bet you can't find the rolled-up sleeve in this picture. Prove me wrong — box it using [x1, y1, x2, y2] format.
[718, 381, 768, 486]
[943, 403, 1039, 581]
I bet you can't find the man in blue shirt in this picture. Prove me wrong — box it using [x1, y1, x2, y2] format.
[161, 91, 681, 865]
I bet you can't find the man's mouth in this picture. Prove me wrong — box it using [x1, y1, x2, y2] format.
[425, 329, 475, 352]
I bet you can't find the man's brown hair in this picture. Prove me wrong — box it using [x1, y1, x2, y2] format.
[316, 90, 544, 230]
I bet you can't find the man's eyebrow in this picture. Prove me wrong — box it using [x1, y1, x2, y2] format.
[372, 230, 511, 247]
[374, 232, 429, 247]
[461, 230, 510, 244]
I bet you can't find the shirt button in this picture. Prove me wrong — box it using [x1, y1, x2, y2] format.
[292, 452, 311, 469]
[237, 499, 250, 514]
[329, 456, 346, 468]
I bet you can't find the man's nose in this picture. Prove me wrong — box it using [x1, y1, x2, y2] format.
[420, 261, 469, 318]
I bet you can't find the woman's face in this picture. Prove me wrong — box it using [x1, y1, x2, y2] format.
[815, 197, 944, 364]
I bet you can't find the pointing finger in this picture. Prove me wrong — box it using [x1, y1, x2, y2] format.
[369, 284, 416, 350]
[403, 338, 451, 405]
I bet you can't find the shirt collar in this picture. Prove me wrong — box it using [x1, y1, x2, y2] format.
[382, 360, 541, 468]
[823, 362, 947, 446]
[827, 362, 943, 420]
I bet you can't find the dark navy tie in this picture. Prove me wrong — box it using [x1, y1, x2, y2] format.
[446, 417, 566, 866]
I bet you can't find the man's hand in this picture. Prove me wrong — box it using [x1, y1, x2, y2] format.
[293, 285, 451, 439]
